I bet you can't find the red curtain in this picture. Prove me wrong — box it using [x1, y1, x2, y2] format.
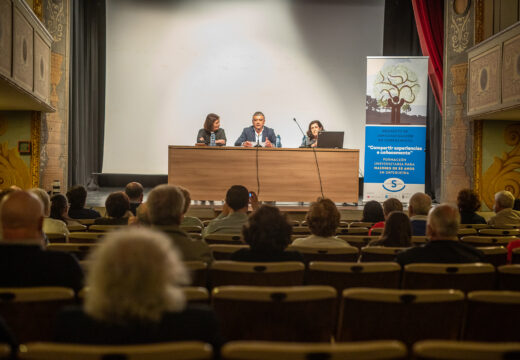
[412, 0, 444, 113]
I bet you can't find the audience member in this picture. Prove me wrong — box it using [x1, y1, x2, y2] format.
[125, 182, 144, 216]
[396, 204, 484, 266]
[369, 211, 411, 247]
[514, 198, 520, 211]
[361, 200, 385, 223]
[50, 194, 82, 226]
[457, 189, 486, 224]
[203, 185, 258, 236]
[179, 186, 204, 228]
[54, 228, 220, 346]
[66, 185, 101, 219]
[30, 188, 69, 236]
[0, 191, 83, 291]
[408, 192, 432, 236]
[369, 198, 403, 235]
[292, 198, 352, 248]
[147, 184, 212, 263]
[488, 190, 520, 227]
[231, 205, 303, 262]
[94, 192, 131, 225]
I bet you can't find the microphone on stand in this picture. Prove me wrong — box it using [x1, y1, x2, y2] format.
[293, 117, 324, 199]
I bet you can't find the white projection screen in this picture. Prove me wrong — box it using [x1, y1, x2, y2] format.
[103, 0, 385, 174]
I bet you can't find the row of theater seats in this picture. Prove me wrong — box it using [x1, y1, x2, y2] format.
[0, 286, 518, 344]
[181, 260, 520, 292]
[5, 339, 520, 360]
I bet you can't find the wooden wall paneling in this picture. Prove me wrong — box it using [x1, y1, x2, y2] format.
[12, 5, 33, 93]
[468, 45, 501, 115]
[502, 32, 520, 105]
[0, 0, 12, 78]
[33, 32, 50, 102]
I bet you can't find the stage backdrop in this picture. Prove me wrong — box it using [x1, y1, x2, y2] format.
[363, 56, 428, 203]
[102, 0, 384, 174]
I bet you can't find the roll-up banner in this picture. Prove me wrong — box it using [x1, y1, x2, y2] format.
[364, 56, 428, 203]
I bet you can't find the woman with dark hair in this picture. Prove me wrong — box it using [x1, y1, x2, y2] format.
[50, 194, 81, 226]
[457, 189, 486, 224]
[196, 113, 226, 146]
[94, 192, 131, 225]
[369, 211, 412, 247]
[361, 200, 385, 223]
[300, 120, 323, 148]
[230, 205, 303, 262]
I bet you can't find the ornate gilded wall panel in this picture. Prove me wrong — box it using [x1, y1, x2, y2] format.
[502, 34, 520, 104]
[468, 45, 501, 113]
[0, 0, 12, 78]
[33, 32, 50, 102]
[12, 6, 33, 92]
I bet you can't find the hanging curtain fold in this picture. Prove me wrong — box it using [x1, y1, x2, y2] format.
[411, 0, 444, 113]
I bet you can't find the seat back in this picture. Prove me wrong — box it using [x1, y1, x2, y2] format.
[203, 234, 244, 245]
[183, 261, 208, 288]
[360, 247, 408, 262]
[402, 263, 496, 292]
[212, 286, 336, 342]
[180, 225, 203, 234]
[479, 246, 508, 266]
[456, 228, 477, 237]
[209, 261, 304, 287]
[222, 340, 407, 360]
[18, 341, 213, 360]
[337, 288, 465, 346]
[512, 247, 520, 264]
[88, 225, 124, 232]
[460, 236, 516, 247]
[291, 226, 311, 235]
[478, 228, 520, 236]
[459, 224, 489, 229]
[0, 287, 75, 343]
[337, 235, 379, 249]
[182, 287, 210, 305]
[413, 340, 520, 360]
[67, 224, 87, 232]
[68, 232, 105, 244]
[464, 291, 520, 342]
[497, 265, 520, 291]
[209, 245, 249, 260]
[411, 236, 428, 246]
[337, 227, 369, 236]
[307, 262, 401, 294]
[46, 233, 67, 243]
[287, 245, 359, 263]
[349, 222, 375, 228]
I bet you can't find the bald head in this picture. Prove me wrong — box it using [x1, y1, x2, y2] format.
[427, 204, 460, 240]
[125, 182, 144, 203]
[1, 191, 44, 242]
[409, 192, 432, 217]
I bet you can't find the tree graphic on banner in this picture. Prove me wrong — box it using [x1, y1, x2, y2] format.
[373, 64, 420, 124]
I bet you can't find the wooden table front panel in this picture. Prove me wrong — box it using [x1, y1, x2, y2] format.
[168, 146, 359, 202]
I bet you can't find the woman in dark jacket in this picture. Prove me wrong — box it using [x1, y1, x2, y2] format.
[196, 113, 226, 146]
[457, 189, 486, 224]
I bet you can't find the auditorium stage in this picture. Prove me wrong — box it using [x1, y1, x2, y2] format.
[86, 187, 366, 221]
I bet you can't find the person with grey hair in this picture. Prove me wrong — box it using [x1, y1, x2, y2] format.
[408, 192, 432, 236]
[147, 184, 213, 263]
[30, 188, 69, 237]
[488, 190, 520, 227]
[54, 228, 220, 345]
[396, 204, 484, 266]
[0, 191, 83, 291]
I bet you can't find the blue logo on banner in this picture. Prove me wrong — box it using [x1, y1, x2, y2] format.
[383, 178, 406, 192]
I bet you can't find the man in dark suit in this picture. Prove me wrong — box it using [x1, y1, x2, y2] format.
[396, 203, 484, 266]
[234, 111, 277, 147]
[0, 191, 84, 292]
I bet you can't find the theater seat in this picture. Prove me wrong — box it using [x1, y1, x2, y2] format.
[460, 236, 516, 247]
[183, 261, 208, 288]
[182, 287, 210, 305]
[402, 263, 496, 292]
[337, 288, 465, 346]
[464, 291, 520, 342]
[349, 222, 375, 228]
[209, 245, 249, 261]
[497, 265, 520, 291]
[337, 235, 378, 248]
[212, 286, 336, 342]
[209, 261, 304, 287]
[0, 287, 75, 343]
[413, 340, 520, 360]
[222, 340, 407, 360]
[360, 246, 408, 262]
[479, 246, 508, 266]
[479, 228, 520, 236]
[287, 245, 359, 263]
[88, 225, 124, 232]
[18, 341, 213, 360]
[203, 234, 244, 245]
[45, 233, 67, 243]
[68, 232, 105, 244]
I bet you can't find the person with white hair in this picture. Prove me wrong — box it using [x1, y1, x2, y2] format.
[54, 227, 220, 345]
[396, 204, 484, 266]
[147, 184, 213, 262]
[488, 190, 520, 227]
[29, 188, 69, 236]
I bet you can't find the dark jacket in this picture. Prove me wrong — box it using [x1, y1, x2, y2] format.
[0, 244, 84, 292]
[460, 211, 486, 224]
[196, 128, 227, 146]
[55, 306, 221, 348]
[410, 219, 427, 236]
[68, 207, 101, 220]
[93, 217, 129, 225]
[230, 248, 304, 262]
[234, 126, 277, 146]
[396, 240, 485, 266]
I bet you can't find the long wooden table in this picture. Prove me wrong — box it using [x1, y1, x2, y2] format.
[168, 146, 359, 202]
